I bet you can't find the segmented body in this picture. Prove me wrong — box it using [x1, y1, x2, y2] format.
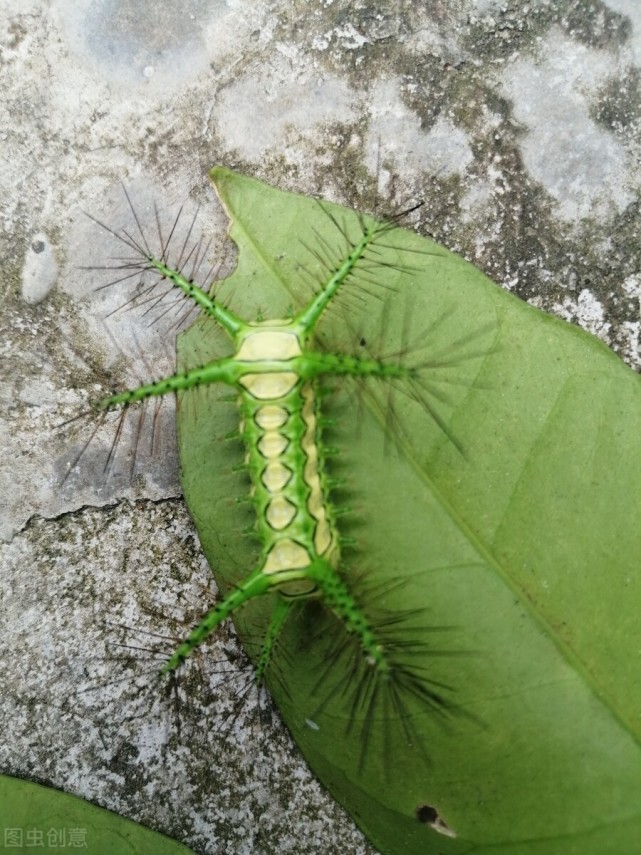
[84, 175, 455, 754]
[97, 211, 413, 685]
[237, 325, 339, 596]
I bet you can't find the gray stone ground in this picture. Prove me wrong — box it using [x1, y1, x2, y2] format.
[1, 1, 640, 854]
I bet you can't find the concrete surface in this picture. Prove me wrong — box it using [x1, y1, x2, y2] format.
[1, 0, 640, 853]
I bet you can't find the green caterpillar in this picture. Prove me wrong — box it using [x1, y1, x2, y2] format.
[82, 173, 457, 748]
[71, 168, 641, 855]
[67, 167, 509, 853]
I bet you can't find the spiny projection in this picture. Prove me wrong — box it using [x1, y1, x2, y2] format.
[72, 170, 476, 769]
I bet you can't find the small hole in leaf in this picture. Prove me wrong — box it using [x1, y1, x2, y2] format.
[415, 804, 457, 838]
[416, 804, 438, 824]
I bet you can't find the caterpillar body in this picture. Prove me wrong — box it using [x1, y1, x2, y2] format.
[85, 175, 452, 738]
[66, 166, 501, 854]
[62, 166, 641, 855]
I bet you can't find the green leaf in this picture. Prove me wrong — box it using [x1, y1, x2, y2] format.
[0, 774, 196, 854]
[177, 167, 641, 854]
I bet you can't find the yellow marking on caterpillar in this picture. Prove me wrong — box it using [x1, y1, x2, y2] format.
[236, 328, 302, 361]
[258, 432, 289, 458]
[301, 385, 336, 558]
[314, 519, 332, 555]
[239, 372, 298, 399]
[261, 460, 292, 492]
[266, 495, 298, 530]
[263, 538, 311, 573]
[255, 404, 289, 430]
